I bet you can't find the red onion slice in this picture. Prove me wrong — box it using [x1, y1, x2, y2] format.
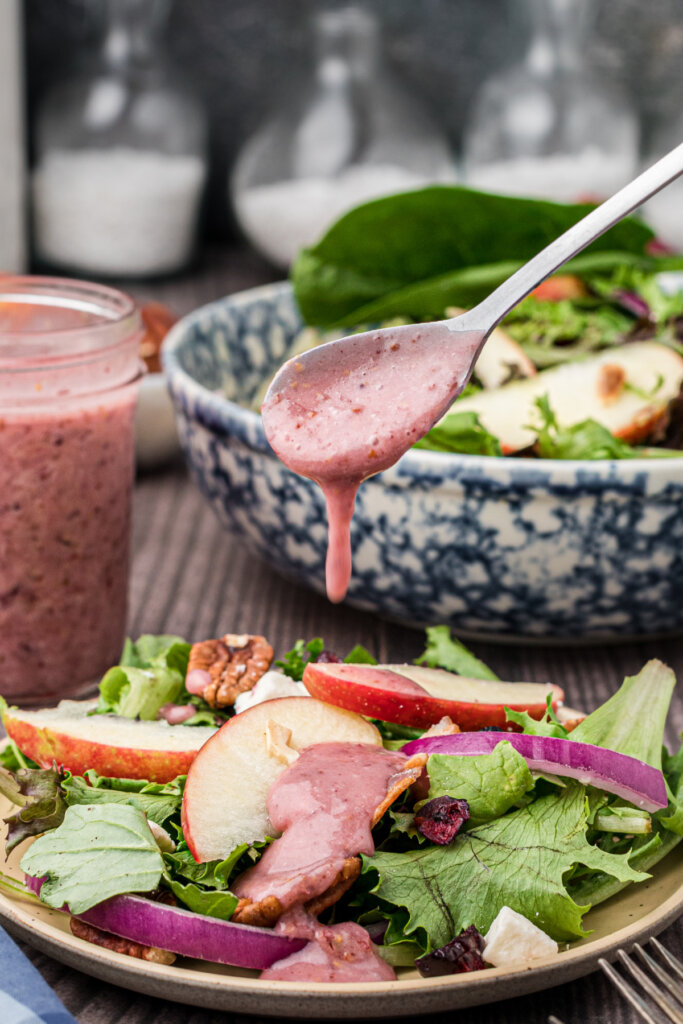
[25, 875, 304, 969]
[401, 733, 668, 813]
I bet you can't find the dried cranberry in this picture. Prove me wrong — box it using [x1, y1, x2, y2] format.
[414, 796, 469, 844]
[314, 650, 342, 663]
[416, 925, 486, 977]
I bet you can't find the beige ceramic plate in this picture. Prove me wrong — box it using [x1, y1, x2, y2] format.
[1, 791, 682, 1018]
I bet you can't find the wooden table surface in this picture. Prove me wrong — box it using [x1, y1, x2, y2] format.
[8, 247, 683, 1023]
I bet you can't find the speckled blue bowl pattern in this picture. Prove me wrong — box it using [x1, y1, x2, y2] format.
[163, 282, 683, 640]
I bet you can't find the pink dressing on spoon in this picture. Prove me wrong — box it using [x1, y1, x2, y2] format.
[232, 741, 411, 982]
[261, 322, 484, 602]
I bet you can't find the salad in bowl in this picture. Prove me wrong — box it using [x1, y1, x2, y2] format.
[1, 627, 682, 986]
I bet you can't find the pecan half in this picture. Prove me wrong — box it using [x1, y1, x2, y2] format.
[70, 917, 176, 964]
[232, 857, 362, 927]
[187, 633, 274, 708]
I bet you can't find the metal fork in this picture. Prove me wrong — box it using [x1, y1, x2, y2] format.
[598, 938, 683, 1023]
[547, 941, 683, 1024]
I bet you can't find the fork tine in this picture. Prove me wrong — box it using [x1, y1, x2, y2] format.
[652, 939, 683, 984]
[617, 949, 683, 1023]
[634, 944, 683, 1006]
[600, 957, 670, 1024]
[547, 1017, 566, 1024]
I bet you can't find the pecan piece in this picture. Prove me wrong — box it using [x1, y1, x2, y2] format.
[187, 633, 274, 708]
[231, 857, 362, 927]
[70, 917, 176, 964]
[232, 893, 284, 928]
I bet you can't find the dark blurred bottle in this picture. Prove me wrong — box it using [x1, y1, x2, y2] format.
[231, 5, 456, 269]
[32, 0, 207, 278]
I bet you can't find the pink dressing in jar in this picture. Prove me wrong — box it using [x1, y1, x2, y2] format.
[0, 277, 143, 705]
[261, 322, 484, 602]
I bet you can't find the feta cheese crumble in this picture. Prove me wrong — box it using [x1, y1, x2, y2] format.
[233, 671, 311, 714]
[483, 906, 558, 967]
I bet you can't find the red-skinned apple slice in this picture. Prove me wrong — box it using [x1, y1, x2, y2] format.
[3, 699, 217, 783]
[182, 696, 382, 862]
[302, 663, 564, 730]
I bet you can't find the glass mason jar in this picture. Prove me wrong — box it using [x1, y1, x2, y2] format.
[231, 5, 456, 268]
[32, 0, 207, 278]
[463, 0, 638, 202]
[0, 276, 143, 705]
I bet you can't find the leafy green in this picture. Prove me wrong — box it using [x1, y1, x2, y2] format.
[97, 666, 184, 720]
[589, 265, 683, 324]
[292, 186, 654, 327]
[0, 740, 37, 772]
[62, 771, 185, 826]
[504, 296, 632, 367]
[276, 637, 377, 681]
[426, 742, 534, 826]
[414, 411, 502, 456]
[364, 784, 646, 949]
[593, 805, 652, 835]
[529, 395, 641, 461]
[164, 839, 272, 891]
[166, 879, 238, 920]
[505, 694, 569, 738]
[96, 635, 191, 720]
[344, 644, 378, 666]
[570, 659, 675, 768]
[415, 626, 498, 680]
[164, 846, 249, 889]
[0, 765, 67, 854]
[20, 803, 164, 913]
[569, 827, 679, 908]
[276, 638, 326, 680]
[120, 635, 190, 675]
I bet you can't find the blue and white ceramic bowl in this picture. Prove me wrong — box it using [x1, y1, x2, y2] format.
[163, 281, 683, 641]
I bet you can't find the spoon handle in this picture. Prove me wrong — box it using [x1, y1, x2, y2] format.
[458, 141, 683, 334]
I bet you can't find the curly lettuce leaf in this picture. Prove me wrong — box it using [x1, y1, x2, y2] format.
[21, 803, 164, 913]
[415, 626, 498, 681]
[505, 694, 569, 738]
[96, 635, 191, 721]
[0, 765, 67, 854]
[570, 659, 675, 769]
[62, 771, 184, 826]
[276, 638, 377, 681]
[426, 742, 534, 826]
[120, 635, 190, 676]
[364, 784, 646, 950]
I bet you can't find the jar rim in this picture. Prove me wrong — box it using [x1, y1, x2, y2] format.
[0, 274, 138, 334]
[0, 274, 142, 372]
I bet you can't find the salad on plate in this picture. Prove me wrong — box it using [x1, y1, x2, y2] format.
[1, 627, 681, 984]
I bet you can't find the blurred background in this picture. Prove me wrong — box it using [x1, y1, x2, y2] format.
[3, 0, 683, 281]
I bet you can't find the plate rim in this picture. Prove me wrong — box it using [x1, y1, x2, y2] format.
[3, 843, 683, 1017]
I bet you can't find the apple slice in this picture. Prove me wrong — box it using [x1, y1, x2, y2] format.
[3, 699, 217, 783]
[446, 307, 536, 389]
[439, 341, 683, 453]
[302, 663, 564, 730]
[182, 696, 382, 862]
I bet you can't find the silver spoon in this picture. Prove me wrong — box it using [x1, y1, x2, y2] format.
[262, 142, 683, 602]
